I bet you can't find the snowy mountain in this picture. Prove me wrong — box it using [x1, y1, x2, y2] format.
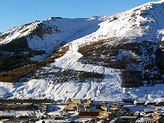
[0, 0, 164, 102]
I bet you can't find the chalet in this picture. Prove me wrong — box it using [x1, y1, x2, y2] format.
[111, 108, 124, 116]
[69, 103, 79, 107]
[96, 104, 108, 111]
[47, 111, 64, 118]
[143, 118, 157, 123]
[83, 103, 92, 111]
[118, 116, 138, 122]
[85, 99, 93, 104]
[63, 112, 71, 117]
[72, 99, 82, 105]
[101, 106, 108, 111]
[152, 108, 164, 121]
[64, 106, 76, 112]
[153, 114, 164, 122]
[98, 118, 108, 123]
[111, 103, 123, 109]
[99, 112, 112, 118]
[78, 111, 112, 119]
[96, 102, 108, 111]
[96, 104, 102, 110]
[153, 113, 160, 121]
[66, 98, 72, 105]
[98, 102, 108, 107]
[65, 98, 82, 105]
[135, 117, 160, 123]
[153, 108, 164, 114]
[72, 118, 94, 122]
[141, 109, 154, 116]
[64, 102, 82, 112]
[78, 111, 99, 118]
[37, 105, 47, 112]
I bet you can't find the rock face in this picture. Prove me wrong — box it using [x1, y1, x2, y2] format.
[0, 0, 164, 88]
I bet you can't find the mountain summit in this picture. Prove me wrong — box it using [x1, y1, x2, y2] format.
[0, 0, 164, 102]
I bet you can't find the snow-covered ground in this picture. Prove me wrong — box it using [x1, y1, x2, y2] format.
[1, 76, 164, 103]
[0, 0, 164, 103]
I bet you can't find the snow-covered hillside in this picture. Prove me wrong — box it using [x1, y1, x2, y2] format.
[0, 17, 105, 57]
[0, 0, 164, 102]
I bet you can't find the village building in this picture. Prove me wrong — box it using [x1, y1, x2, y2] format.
[99, 111, 112, 119]
[1, 98, 164, 122]
[143, 118, 157, 123]
[141, 109, 154, 116]
[110, 103, 125, 116]
[47, 111, 65, 119]
[101, 105, 108, 112]
[64, 106, 77, 112]
[78, 111, 99, 118]
[78, 111, 113, 121]
[152, 108, 164, 122]
[69, 103, 79, 107]
[65, 98, 82, 105]
[153, 108, 164, 114]
[135, 117, 155, 123]
[96, 102, 108, 111]
[83, 103, 92, 111]
[36, 105, 47, 112]
[98, 102, 108, 107]
[112, 108, 126, 116]
[85, 99, 93, 104]
[64, 102, 82, 112]
[153, 113, 161, 121]
[117, 115, 138, 122]
[111, 103, 123, 109]
[72, 99, 82, 105]
[66, 98, 72, 105]
[72, 118, 96, 123]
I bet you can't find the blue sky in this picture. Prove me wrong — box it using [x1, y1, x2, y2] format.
[0, 0, 158, 32]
